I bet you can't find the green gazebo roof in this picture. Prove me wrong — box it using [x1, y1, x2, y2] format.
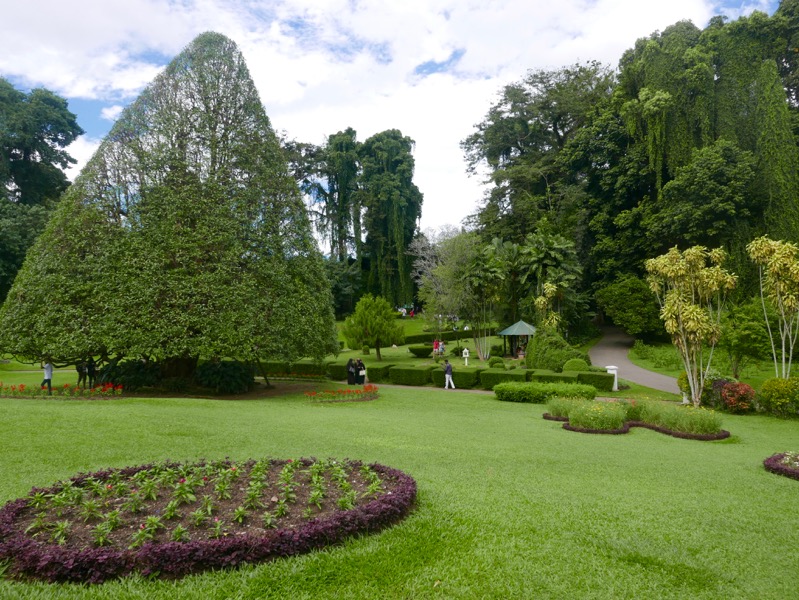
[497, 320, 537, 336]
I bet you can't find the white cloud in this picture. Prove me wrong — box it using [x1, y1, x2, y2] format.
[3, 0, 778, 229]
[100, 105, 124, 122]
[64, 136, 102, 181]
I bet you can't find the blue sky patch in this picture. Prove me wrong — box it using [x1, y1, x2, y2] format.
[414, 48, 466, 77]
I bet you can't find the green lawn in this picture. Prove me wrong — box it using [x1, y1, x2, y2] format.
[1, 387, 797, 598]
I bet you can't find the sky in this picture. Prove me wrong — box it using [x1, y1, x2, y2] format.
[1, 0, 779, 233]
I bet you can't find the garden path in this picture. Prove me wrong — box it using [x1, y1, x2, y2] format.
[588, 327, 680, 395]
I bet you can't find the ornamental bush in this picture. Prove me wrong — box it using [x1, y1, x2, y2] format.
[638, 402, 722, 434]
[194, 361, 254, 394]
[494, 381, 596, 403]
[525, 329, 589, 372]
[388, 367, 432, 386]
[758, 377, 799, 417]
[289, 360, 329, 376]
[479, 368, 527, 390]
[408, 345, 433, 358]
[99, 359, 160, 391]
[562, 358, 589, 372]
[487, 356, 505, 369]
[720, 382, 755, 413]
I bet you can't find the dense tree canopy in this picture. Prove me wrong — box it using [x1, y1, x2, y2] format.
[0, 79, 83, 302]
[0, 32, 338, 375]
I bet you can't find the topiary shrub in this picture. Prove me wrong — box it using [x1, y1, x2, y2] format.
[430, 367, 484, 389]
[562, 358, 589, 372]
[479, 368, 527, 390]
[366, 363, 394, 383]
[487, 356, 505, 369]
[194, 361, 254, 395]
[408, 345, 434, 358]
[759, 377, 799, 417]
[490, 344, 504, 357]
[576, 371, 615, 392]
[494, 381, 596, 403]
[361, 346, 370, 355]
[525, 329, 589, 372]
[388, 367, 432, 386]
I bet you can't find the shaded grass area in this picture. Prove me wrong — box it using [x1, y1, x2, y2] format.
[1, 387, 798, 598]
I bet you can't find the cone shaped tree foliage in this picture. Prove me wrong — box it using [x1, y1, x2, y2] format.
[0, 32, 338, 373]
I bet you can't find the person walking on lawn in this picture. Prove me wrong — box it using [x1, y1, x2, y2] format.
[444, 359, 455, 389]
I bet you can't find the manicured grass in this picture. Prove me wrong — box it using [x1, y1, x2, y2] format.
[1, 387, 798, 598]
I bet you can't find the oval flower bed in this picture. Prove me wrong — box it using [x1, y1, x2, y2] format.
[763, 451, 799, 481]
[305, 384, 379, 403]
[544, 398, 730, 440]
[0, 458, 416, 583]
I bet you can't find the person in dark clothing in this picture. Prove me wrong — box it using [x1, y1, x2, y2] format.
[76, 360, 87, 388]
[444, 359, 455, 389]
[87, 358, 97, 388]
[346, 358, 356, 385]
[356, 359, 366, 385]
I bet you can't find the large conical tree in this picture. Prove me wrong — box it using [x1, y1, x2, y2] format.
[0, 32, 338, 375]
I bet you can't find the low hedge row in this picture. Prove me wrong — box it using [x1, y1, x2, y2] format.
[576, 371, 614, 392]
[388, 367, 433, 386]
[479, 368, 527, 390]
[403, 329, 494, 345]
[366, 363, 394, 383]
[408, 345, 433, 358]
[327, 363, 349, 381]
[494, 382, 597, 403]
[430, 367, 486, 389]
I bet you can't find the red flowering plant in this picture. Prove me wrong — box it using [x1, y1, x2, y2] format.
[305, 384, 379, 403]
[720, 382, 755, 413]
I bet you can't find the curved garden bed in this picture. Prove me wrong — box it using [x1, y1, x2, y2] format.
[545, 414, 730, 440]
[0, 458, 416, 583]
[763, 452, 799, 481]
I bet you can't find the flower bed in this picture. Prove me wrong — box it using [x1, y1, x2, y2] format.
[305, 384, 379, 403]
[0, 457, 416, 583]
[0, 382, 123, 398]
[763, 452, 799, 481]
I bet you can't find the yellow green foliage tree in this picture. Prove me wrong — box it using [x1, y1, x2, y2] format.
[645, 246, 736, 407]
[747, 235, 799, 378]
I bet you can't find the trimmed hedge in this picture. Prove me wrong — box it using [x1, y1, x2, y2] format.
[389, 367, 432, 386]
[479, 368, 527, 390]
[403, 329, 493, 345]
[289, 359, 329, 376]
[408, 345, 434, 358]
[487, 357, 505, 369]
[529, 371, 579, 384]
[576, 371, 615, 392]
[259, 361, 291, 375]
[366, 363, 394, 383]
[430, 367, 485, 389]
[494, 381, 597, 403]
[525, 329, 590, 372]
[327, 363, 350, 381]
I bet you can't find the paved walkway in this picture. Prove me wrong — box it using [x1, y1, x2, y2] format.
[588, 327, 680, 395]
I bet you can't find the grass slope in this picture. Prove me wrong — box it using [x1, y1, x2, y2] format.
[1, 388, 798, 598]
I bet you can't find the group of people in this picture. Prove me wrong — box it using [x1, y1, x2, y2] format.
[39, 357, 98, 396]
[432, 339, 446, 356]
[346, 358, 367, 385]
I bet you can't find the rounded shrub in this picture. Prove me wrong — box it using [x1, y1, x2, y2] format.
[408, 345, 434, 358]
[361, 346, 370, 355]
[720, 382, 755, 413]
[98, 359, 160, 391]
[562, 358, 589, 372]
[487, 356, 505, 369]
[525, 329, 589, 372]
[759, 377, 799, 417]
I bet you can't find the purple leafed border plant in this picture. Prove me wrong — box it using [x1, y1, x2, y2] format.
[0, 460, 416, 584]
[763, 453, 799, 481]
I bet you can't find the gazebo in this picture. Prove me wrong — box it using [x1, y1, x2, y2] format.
[496, 320, 537, 358]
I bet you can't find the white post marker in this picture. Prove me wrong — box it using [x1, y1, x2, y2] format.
[605, 365, 619, 392]
[462, 348, 470, 367]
